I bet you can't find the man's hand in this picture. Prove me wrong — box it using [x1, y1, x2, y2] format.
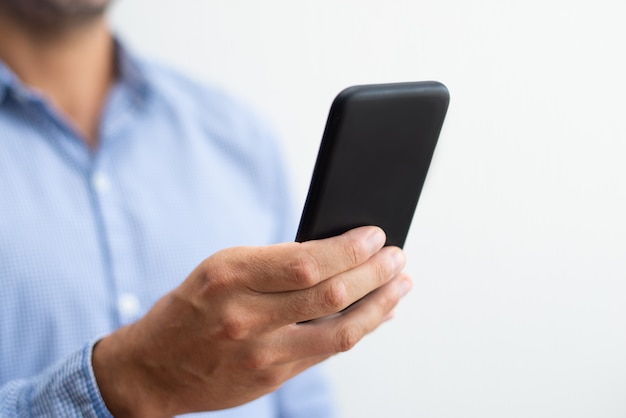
[92, 226, 412, 417]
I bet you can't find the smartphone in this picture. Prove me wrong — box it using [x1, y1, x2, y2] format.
[295, 81, 449, 248]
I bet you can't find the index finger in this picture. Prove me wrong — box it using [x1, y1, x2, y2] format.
[228, 226, 386, 293]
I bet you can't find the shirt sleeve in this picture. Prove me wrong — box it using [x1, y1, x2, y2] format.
[0, 340, 112, 418]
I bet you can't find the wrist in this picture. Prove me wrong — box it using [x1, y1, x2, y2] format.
[92, 325, 173, 418]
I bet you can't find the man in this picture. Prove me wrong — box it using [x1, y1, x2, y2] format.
[0, 1, 412, 416]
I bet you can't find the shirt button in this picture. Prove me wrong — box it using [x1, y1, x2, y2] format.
[92, 172, 111, 193]
[118, 293, 141, 322]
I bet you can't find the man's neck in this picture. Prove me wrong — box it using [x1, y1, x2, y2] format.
[0, 11, 115, 148]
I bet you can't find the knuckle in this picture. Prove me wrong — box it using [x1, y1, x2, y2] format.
[244, 350, 275, 371]
[372, 250, 398, 284]
[343, 235, 368, 266]
[289, 250, 321, 287]
[379, 288, 400, 311]
[321, 280, 348, 311]
[375, 257, 394, 283]
[335, 324, 362, 352]
[220, 313, 251, 341]
[254, 369, 285, 388]
[198, 252, 234, 290]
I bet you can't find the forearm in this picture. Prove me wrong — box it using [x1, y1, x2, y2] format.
[0, 340, 111, 418]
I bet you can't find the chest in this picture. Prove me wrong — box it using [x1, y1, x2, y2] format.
[0, 113, 279, 379]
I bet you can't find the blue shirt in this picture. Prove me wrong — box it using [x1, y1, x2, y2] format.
[0, 42, 334, 417]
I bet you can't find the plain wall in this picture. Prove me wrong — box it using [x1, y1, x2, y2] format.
[109, 1, 626, 417]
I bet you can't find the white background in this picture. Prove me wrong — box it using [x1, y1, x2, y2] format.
[110, 1, 626, 417]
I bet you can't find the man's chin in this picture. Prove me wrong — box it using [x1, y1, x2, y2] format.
[0, 0, 111, 30]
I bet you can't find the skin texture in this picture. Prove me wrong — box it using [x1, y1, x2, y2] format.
[0, 2, 414, 416]
[93, 227, 411, 416]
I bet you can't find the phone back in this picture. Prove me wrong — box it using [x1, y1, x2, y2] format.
[296, 81, 449, 248]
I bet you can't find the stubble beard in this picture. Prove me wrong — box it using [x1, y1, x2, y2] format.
[0, 0, 112, 32]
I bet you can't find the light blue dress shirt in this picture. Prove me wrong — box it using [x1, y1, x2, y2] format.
[0, 42, 334, 417]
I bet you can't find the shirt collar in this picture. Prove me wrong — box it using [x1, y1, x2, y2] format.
[113, 38, 153, 105]
[0, 37, 152, 106]
[0, 59, 22, 104]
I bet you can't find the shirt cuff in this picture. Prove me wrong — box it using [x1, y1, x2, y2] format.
[26, 338, 113, 418]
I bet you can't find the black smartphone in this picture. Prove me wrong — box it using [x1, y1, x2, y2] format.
[295, 81, 449, 248]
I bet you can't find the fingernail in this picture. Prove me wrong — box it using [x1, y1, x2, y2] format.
[365, 227, 386, 254]
[398, 279, 412, 297]
[392, 249, 406, 273]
